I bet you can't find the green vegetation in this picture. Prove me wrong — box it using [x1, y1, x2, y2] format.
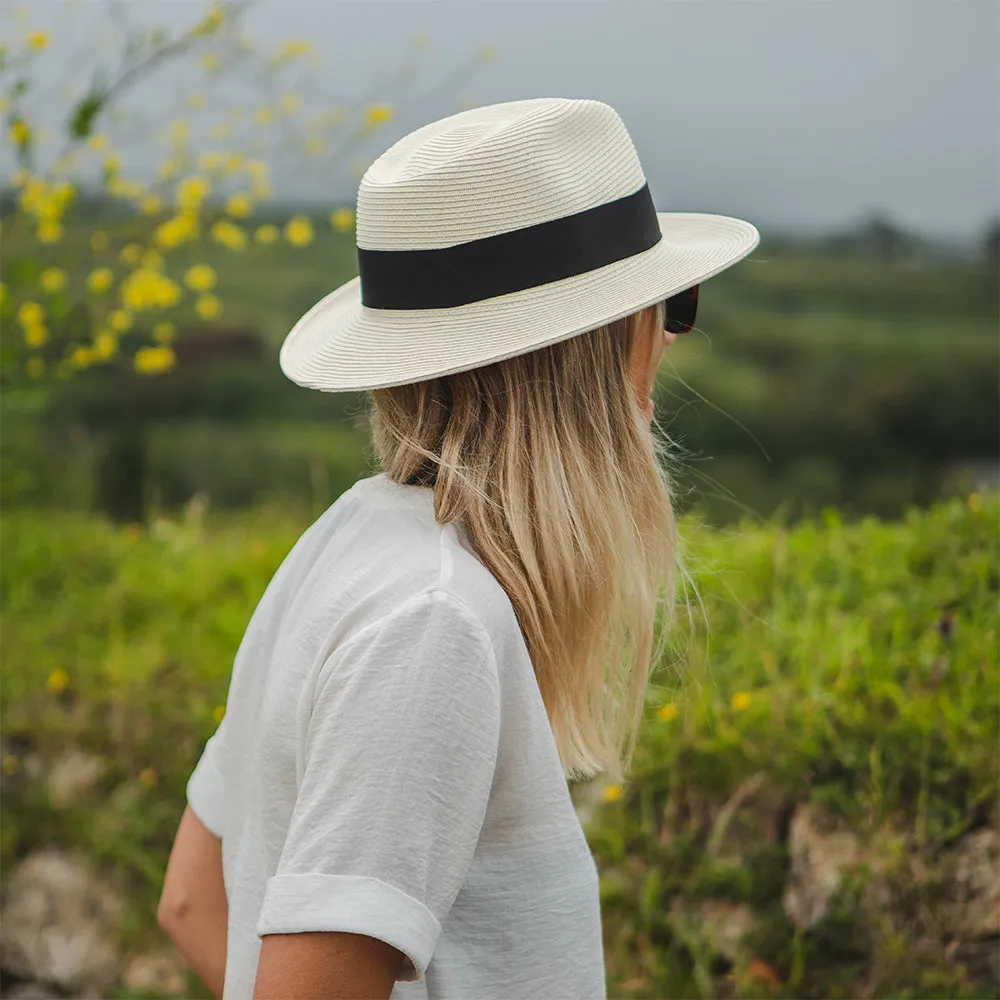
[2, 490, 996, 998]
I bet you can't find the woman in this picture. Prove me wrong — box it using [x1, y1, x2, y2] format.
[158, 97, 759, 1000]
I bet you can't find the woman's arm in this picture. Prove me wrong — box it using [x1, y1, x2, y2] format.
[158, 805, 228, 999]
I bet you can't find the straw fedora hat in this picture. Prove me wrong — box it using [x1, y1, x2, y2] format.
[279, 97, 760, 393]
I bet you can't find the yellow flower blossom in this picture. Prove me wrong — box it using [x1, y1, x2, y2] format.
[9, 120, 30, 146]
[154, 213, 197, 250]
[656, 703, 678, 722]
[24, 324, 49, 348]
[280, 91, 301, 114]
[107, 176, 144, 199]
[94, 331, 117, 360]
[188, 92, 206, 109]
[119, 270, 182, 311]
[18, 300, 45, 327]
[90, 230, 110, 251]
[134, 344, 176, 376]
[2, 754, 21, 775]
[138, 767, 158, 788]
[119, 242, 143, 265]
[213, 704, 226, 724]
[194, 5, 224, 35]
[157, 158, 179, 181]
[87, 134, 107, 151]
[37, 220, 63, 243]
[225, 192, 253, 218]
[70, 344, 95, 369]
[153, 321, 175, 343]
[108, 309, 133, 333]
[46, 667, 70, 694]
[274, 39, 311, 61]
[254, 107, 274, 126]
[306, 136, 326, 155]
[26, 31, 48, 50]
[184, 264, 217, 293]
[103, 155, 121, 175]
[139, 193, 163, 215]
[40, 267, 67, 293]
[731, 691, 752, 712]
[254, 223, 278, 245]
[363, 103, 393, 128]
[25, 356, 46, 379]
[195, 293, 222, 320]
[200, 51, 222, 72]
[170, 120, 190, 144]
[210, 218, 247, 251]
[330, 208, 355, 232]
[176, 174, 210, 210]
[284, 215, 314, 247]
[601, 785, 624, 803]
[87, 268, 114, 294]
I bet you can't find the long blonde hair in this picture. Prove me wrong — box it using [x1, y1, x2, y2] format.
[366, 303, 681, 784]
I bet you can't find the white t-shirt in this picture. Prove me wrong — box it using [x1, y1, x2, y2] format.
[186, 471, 607, 999]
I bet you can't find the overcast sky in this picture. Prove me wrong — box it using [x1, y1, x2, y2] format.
[7, 0, 999, 243]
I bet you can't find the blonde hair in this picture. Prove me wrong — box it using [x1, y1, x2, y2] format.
[366, 303, 681, 784]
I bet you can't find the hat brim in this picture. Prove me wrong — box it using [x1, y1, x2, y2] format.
[279, 212, 760, 393]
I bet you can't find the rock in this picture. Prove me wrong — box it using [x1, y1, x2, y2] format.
[670, 897, 759, 962]
[940, 827, 1000, 939]
[782, 803, 872, 930]
[47, 751, 107, 809]
[0, 850, 124, 995]
[122, 946, 189, 997]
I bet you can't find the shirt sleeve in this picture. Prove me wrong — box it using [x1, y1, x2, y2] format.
[186, 713, 227, 839]
[255, 589, 502, 982]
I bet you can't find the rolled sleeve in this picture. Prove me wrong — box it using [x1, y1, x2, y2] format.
[255, 589, 501, 982]
[186, 725, 226, 839]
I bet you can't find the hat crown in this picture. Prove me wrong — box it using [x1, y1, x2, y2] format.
[356, 98, 647, 251]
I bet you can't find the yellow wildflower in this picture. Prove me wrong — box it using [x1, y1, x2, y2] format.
[40, 268, 67, 293]
[363, 103, 393, 128]
[2, 754, 21, 775]
[254, 107, 273, 126]
[274, 40, 311, 61]
[90, 230, 110, 251]
[87, 134, 107, 151]
[225, 192, 253, 218]
[134, 344, 176, 376]
[284, 215, 314, 247]
[153, 321, 175, 343]
[731, 691, 752, 712]
[139, 193, 163, 215]
[280, 91, 301, 114]
[254, 223, 279, 245]
[94, 331, 117, 359]
[119, 270, 182, 311]
[9, 120, 30, 145]
[306, 136, 326, 156]
[46, 667, 70, 694]
[119, 242, 143, 265]
[141, 249, 164, 271]
[194, 5, 224, 35]
[157, 158, 179, 181]
[108, 309, 133, 333]
[37, 220, 63, 244]
[18, 300, 45, 327]
[25, 356, 46, 378]
[24, 325, 49, 348]
[176, 174, 210, 210]
[656, 703, 678, 723]
[26, 31, 48, 50]
[210, 218, 247, 251]
[154, 213, 197, 250]
[213, 704, 226, 724]
[200, 51, 222, 72]
[86, 267, 114, 294]
[70, 345, 95, 369]
[330, 208, 355, 232]
[184, 264, 217, 293]
[169, 119, 190, 144]
[103, 155, 121, 175]
[195, 293, 222, 320]
[188, 92, 207, 109]
[601, 785, 624, 803]
[138, 767, 158, 788]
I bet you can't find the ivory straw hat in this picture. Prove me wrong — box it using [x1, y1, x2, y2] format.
[279, 97, 760, 393]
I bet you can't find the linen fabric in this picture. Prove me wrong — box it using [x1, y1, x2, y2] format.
[186, 472, 607, 999]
